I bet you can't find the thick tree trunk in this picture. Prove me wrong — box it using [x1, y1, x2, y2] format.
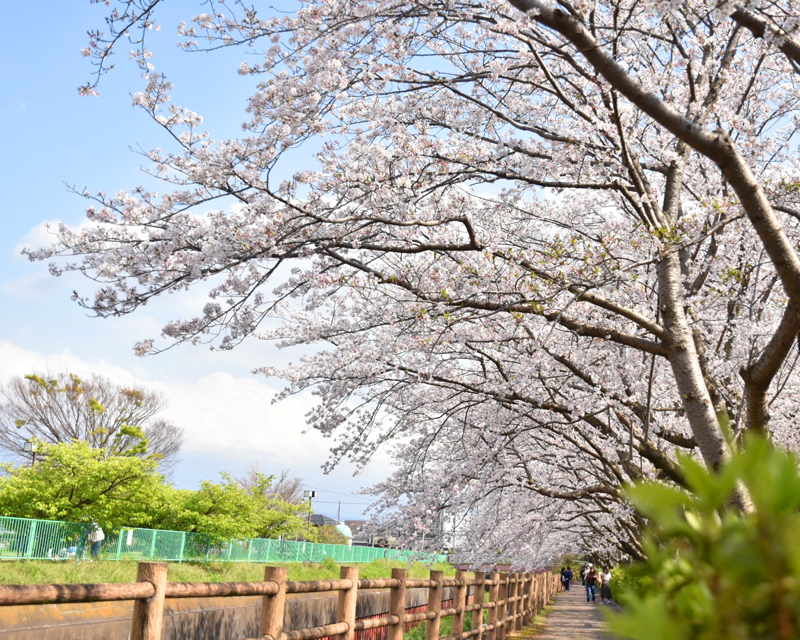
[656, 252, 731, 470]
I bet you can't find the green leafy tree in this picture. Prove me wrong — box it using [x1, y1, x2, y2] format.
[0, 440, 327, 543]
[0, 372, 183, 473]
[158, 474, 262, 540]
[316, 525, 348, 545]
[607, 436, 800, 640]
[0, 440, 164, 530]
[157, 473, 317, 541]
[244, 471, 317, 540]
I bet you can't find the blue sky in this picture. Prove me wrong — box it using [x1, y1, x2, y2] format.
[0, 2, 389, 521]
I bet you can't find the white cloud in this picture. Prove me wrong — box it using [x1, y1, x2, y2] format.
[12, 220, 66, 259]
[0, 271, 56, 299]
[0, 340, 146, 383]
[0, 341, 394, 501]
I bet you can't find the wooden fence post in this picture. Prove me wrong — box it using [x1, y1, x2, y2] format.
[336, 566, 359, 640]
[509, 573, 519, 631]
[541, 574, 547, 609]
[505, 574, 513, 634]
[486, 571, 500, 640]
[525, 574, 534, 625]
[130, 561, 167, 640]
[519, 574, 528, 626]
[388, 568, 407, 640]
[260, 566, 287, 640]
[426, 570, 443, 640]
[472, 571, 485, 640]
[486, 572, 499, 640]
[452, 570, 467, 639]
[504, 573, 514, 637]
[496, 574, 507, 640]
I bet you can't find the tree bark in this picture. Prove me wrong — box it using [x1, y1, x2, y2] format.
[740, 303, 800, 434]
[656, 251, 731, 469]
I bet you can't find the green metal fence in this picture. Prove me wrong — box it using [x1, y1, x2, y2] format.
[0, 516, 447, 564]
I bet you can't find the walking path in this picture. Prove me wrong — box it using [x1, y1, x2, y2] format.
[519, 584, 614, 640]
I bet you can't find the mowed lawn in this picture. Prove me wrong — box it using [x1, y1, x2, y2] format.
[0, 557, 455, 584]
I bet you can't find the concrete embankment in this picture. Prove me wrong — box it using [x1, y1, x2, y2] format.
[0, 586, 457, 640]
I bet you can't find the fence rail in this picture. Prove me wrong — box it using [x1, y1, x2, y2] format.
[0, 515, 445, 565]
[0, 562, 563, 640]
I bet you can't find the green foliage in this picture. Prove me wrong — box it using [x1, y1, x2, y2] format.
[609, 564, 644, 605]
[156, 474, 263, 540]
[154, 473, 316, 541]
[0, 440, 163, 530]
[0, 440, 318, 542]
[606, 436, 800, 640]
[316, 525, 349, 545]
[244, 471, 317, 540]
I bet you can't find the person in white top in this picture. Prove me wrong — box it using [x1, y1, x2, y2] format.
[87, 522, 105, 559]
[600, 568, 613, 603]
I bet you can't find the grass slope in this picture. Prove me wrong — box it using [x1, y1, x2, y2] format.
[0, 557, 454, 585]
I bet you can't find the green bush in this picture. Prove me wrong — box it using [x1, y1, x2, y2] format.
[606, 435, 800, 640]
[609, 564, 645, 604]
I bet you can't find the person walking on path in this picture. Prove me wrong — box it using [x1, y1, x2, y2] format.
[596, 568, 604, 602]
[580, 564, 587, 586]
[532, 576, 613, 640]
[564, 566, 573, 591]
[600, 567, 613, 604]
[585, 564, 598, 603]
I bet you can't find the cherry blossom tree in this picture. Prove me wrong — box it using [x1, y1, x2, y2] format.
[31, 0, 800, 560]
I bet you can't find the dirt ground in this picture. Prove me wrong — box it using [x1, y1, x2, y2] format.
[524, 585, 616, 640]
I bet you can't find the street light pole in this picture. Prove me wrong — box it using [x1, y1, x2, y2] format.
[23, 439, 38, 467]
[303, 490, 318, 525]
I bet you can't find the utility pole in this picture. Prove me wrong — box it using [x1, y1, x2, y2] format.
[337, 501, 341, 523]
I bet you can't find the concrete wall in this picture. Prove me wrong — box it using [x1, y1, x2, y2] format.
[0, 587, 455, 640]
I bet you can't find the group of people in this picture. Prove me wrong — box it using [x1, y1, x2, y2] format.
[561, 563, 613, 604]
[580, 563, 613, 604]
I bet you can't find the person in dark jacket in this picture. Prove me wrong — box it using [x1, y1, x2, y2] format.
[585, 564, 598, 603]
[563, 566, 573, 591]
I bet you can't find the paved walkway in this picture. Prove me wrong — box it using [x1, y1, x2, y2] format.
[523, 585, 614, 639]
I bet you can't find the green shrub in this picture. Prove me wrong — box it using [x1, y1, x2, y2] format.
[606, 435, 800, 640]
[609, 564, 645, 604]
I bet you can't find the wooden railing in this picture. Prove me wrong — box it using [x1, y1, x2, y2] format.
[0, 562, 562, 640]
